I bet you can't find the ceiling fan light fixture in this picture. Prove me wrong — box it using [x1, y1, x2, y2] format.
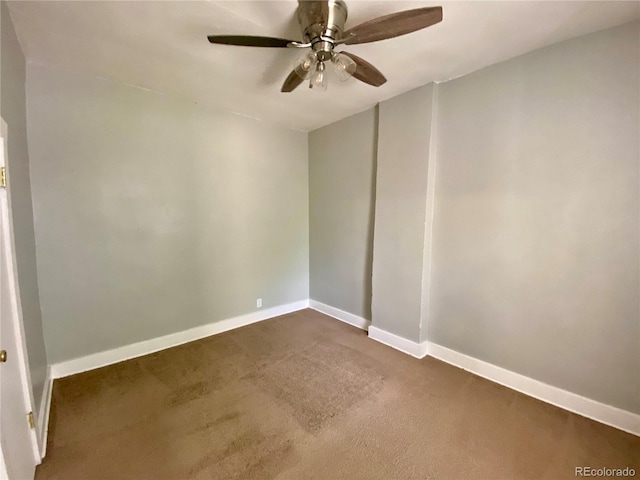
[309, 60, 328, 91]
[207, 1, 443, 93]
[332, 52, 356, 81]
[294, 51, 316, 80]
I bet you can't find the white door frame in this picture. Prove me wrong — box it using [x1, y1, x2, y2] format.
[0, 116, 42, 472]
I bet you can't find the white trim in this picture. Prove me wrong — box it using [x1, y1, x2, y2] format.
[0, 444, 8, 480]
[37, 366, 53, 459]
[427, 342, 640, 437]
[0, 124, 41, 467]
[368, 326, 428, 359]
[50, 300, 309, 379]
[36, 300, 639, 451]
[309, 300, 370, 331]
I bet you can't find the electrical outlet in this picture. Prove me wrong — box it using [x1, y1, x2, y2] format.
[256, 298, 262, 308]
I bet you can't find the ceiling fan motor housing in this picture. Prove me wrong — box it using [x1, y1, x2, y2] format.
[297, 0, 348, 57]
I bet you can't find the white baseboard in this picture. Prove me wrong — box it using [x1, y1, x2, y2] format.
[37, 366, 53, 459]
[49, 300, 309, 379]
[427, 342, 640, 437]
[368, 325, 428, 359]
[41, 299, 638, 448]
[309, 300, 371, 331]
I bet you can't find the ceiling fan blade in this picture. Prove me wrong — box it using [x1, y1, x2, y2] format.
[207, 35, 297, 48]
[342, 7, 442, 45]
[340, 51, 387, 87]
[281, 70, 305, 92]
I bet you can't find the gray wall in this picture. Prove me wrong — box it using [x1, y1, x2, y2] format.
[0, 1, 48, 408]
[372, 84, 434, 342]
[307, 21, 639, 414]
[309, 108, 377, 319]
[429, 21, 640, 413]
[26, 63, 309, 364]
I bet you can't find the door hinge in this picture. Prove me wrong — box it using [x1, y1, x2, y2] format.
[27, 412, 35, 430]
[0, 167, 5, 188]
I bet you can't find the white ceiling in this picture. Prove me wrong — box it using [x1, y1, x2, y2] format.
[7, 1, 639, 131]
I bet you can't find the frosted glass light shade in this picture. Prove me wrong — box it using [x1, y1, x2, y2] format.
[294, 52, 316, 80]
[309, 60, 327, 91]
[332, 52, 356, 81]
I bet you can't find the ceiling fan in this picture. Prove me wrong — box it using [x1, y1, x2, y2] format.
[207, 0, 443, 92]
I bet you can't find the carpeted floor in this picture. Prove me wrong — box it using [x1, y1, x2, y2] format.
[36, 309, 639, 479]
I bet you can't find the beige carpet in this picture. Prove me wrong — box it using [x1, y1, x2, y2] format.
[36, 309, 639, 479]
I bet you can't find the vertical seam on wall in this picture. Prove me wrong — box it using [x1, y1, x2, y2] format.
[306, 130, 311, 300]
[419, 84, 439, 343]
[23, 61, 52, 368]
[367, 104, 380, 320]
